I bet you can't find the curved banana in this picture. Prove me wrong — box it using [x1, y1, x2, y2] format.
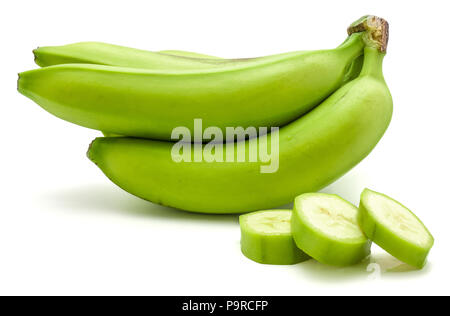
[34, 42, 362, 141]
[34, 43, 362, 85]
[18, 33, 364, 141]
[34, 44, 362, 112]
[33, 42, 227, 70]
[87, 18, 393, 213]
[34, 45, 361, 139]
[34, 45, 362, 87]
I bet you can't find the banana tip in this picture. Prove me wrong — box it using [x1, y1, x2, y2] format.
[32, 48, 39, 63]
[17, 73, 22, 92]
[16, 71, 28, 95]
[87, 138, 99, 163]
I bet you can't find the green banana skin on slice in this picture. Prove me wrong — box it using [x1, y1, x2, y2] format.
[33, 42, 229, 70]
[86, 46, 393, 214]
[291, 193, 371, 266]
[240, 210, 310, 265]
[359, 189, 434, 269]
[19, 33, 364, 141]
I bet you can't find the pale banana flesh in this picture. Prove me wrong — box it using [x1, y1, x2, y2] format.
[359, 189, 434, 269]
[291, 193, 371, 266]
[18, 33, 364, 141]
[87, 47, 393, 213]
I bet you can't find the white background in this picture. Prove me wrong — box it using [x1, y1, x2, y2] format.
[1, 0, 449, 296]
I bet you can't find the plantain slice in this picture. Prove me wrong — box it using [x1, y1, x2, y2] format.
[291, 193, 371, 266]
[240, 210, 309, 265]
[359, 188, 434, 269]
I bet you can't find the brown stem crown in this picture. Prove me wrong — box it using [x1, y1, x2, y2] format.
[347, 15, 389, 53]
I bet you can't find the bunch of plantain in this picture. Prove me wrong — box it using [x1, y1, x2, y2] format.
[18, 15, 393, 214]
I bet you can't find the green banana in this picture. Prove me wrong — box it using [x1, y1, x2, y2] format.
[86, 17, 393, 214]
[36, 45, 361, 140]
[34, 45, 361, 140]
[100, 49, 357, 138]
[161, 50, 363, 84]
[34, 43, 362, 87]
[19, 33, 364, 141]
[91, 49, 358, 138]
[33, 42, 228, 70]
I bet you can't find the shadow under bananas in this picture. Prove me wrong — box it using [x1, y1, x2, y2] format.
[286, 248, 431, 283]
[38, 181, 432, 281]
[37, 169, 368, 224]
[38, 183, 240, 224]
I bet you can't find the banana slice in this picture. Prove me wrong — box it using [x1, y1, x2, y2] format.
[359, 189, 434, 269]
[291, 193, 371, 266]
[240, 210, 309, 265]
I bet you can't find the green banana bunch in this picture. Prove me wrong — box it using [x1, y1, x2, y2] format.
[19, 33, 364, 140]
[86, 16, 393, 213]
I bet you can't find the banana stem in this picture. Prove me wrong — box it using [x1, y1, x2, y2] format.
[336, 33, 365, 64]
[337, 32, 364, 50]
[360, 47, 385, 79]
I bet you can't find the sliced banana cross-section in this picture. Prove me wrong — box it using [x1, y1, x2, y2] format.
[359, 188, 434, 269]
[291, 193, 371, 266]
